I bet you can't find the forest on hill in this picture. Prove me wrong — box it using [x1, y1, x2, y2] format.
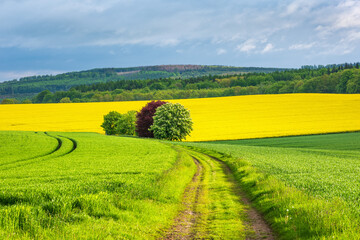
[1, 63, 359, 104]
[0, 65, 283, 98]
[30, 63, 360, 104]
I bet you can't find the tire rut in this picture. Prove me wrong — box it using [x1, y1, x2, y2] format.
[56, 135, 78, 157]
[1, 132, 77, 171]
[207, 154, 275, 240]
[0, 132, 63, 168]
[163, 149, 275, 239]
[163, 157, 204, 240]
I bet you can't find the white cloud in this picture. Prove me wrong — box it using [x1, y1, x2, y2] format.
[216, 48, 227, 55]
[283, 0, 319, 16]
[289, 42, 315, 50]
[343, 31, 360, 42]
[1, 0, 360, 72]
[262, 43, 274, 53]
[315, 0, 360, 36]
[0, 0, 332, 50]
[333, 0, 360, 29]
[236, 40, 256, 53]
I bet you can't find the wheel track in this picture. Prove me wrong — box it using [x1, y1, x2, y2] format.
[163, 149, 275, 240]
[205, 153, 275, 240]
[56, 135, 77, 157]
[164, 156, 204, 240]
[0, 132, 77, 171]
[0, 132, 62, 168]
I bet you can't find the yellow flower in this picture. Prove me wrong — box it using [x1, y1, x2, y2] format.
[0, 94, 359, 141]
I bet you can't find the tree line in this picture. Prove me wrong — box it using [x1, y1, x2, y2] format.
[0, 65, 282, 96]
[1, 64, 359, 104]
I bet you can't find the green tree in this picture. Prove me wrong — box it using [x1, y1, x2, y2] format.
[21, 99, 32, 104]
[34, 90, 52, 103]
[60, 97, 72, 103]
[346, 75, 360, 93]
[1, 98, 15, 104]
[150, 103, 193, 141]
[117, 110, 137, 135]
[101, 110, 137, 135]
[101, 111, 122, 135]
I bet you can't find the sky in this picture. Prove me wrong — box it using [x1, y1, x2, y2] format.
[0, 0, 360, 82]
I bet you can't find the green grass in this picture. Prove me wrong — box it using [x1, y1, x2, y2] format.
[0, 131, 196, 239]
[0, 131, 58, 165]
[185, 149, 248, 239]
[4, 131, 360, 239]
[177, 132, 360, 239]
[208, 132, 360, 151]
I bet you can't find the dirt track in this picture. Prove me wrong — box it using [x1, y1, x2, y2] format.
[163, 151, 275, 239]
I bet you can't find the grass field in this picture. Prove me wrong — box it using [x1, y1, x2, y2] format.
[0, 93, 359, 141]
[192, 132, 360, 206]
[0, 131, 196, 239]
[1, 131, 278, 239]
[178, 132, 360, 238]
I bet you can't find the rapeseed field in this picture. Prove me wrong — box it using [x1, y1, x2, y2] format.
[0, 93, 359, 141]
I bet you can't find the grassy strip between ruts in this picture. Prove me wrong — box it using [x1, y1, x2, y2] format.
[164, 146, 255, 239]
[179, 145, 360, 239]
[183, 149, 248, 239]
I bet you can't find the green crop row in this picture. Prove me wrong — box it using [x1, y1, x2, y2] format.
[177, 132, 360, 239]
[0, 132, 196, 239]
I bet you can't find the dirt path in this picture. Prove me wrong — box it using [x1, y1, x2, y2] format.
[163, 157, 204, 240]
[210, 155, 275, 240]
[163, 150, 275, 240]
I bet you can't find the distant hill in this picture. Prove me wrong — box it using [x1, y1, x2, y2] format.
[29, 63, 360, 103]
[0, 65, 286, 98]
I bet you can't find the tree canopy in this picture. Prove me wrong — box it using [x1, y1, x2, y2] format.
[150, 103, 193, 141]
[136, 100, 167, 137]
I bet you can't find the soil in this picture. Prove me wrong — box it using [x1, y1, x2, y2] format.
[163, 157, 203, 240]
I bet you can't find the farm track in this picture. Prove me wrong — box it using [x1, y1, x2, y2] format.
[0, 132, 77, 170]
[207, 154, 275, 240]
[163, 150, 275, 239]
[163, 157, 203, 240]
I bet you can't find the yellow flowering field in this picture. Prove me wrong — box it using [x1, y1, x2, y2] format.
[0, 94, 359, 141]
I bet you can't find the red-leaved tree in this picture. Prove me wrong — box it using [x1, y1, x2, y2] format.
[136, 100, 167, 137]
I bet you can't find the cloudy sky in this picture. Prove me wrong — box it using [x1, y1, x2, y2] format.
[1, 0, 360, 81]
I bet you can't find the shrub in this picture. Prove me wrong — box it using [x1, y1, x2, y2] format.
[101, 111, 122, 135]
[136, 100, 167, 137]
[60, 97, 72, 103]
[117, 110, 137, 135]
[101, 110, 137, 136]
[22, 99, 32, 104]
[150, 103, 193, 141]
[1, 98, 16, 104]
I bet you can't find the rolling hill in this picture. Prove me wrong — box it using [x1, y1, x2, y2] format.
[0, 65, 285, 98]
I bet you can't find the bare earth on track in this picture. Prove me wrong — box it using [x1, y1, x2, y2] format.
[163, 152, 275, 239]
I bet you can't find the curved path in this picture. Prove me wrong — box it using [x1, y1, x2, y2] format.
[163, 149, 275, 239]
